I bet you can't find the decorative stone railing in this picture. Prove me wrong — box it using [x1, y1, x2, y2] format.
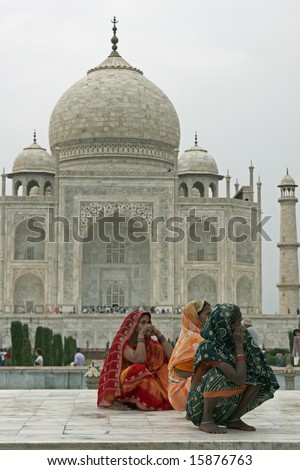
[0, 365, 299, 390]
[0, 367, 88, 390]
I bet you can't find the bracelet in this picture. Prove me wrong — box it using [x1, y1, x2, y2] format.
[158, 335, 166, 344]
[137, 338, 145, 343]
[236, 355, 246, 362]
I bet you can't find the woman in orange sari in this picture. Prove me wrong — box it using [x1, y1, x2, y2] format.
[97, 310, 173, 410]
[167, 300, 211, 410]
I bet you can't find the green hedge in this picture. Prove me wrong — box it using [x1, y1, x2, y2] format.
[10, 322, 76, 366]
[10, 320, 24, 366]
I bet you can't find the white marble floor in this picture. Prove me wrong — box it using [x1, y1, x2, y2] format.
[0, 389, 299, 450]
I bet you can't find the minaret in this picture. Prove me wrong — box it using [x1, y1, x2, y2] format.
[225, 170, 231, 199]
[248, 161, 254, 202]
[277, 170, 300, 315]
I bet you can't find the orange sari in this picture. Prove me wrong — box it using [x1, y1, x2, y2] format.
[97, 310, 171, 410]
[168, 300, 205, 410]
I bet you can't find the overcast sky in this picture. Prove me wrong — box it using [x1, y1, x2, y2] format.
[1, 0, 299, 314]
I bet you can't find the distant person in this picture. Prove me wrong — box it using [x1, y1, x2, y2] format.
[5, 349, 11, 362]
[34, 348, 43, 366]
[242, 317, 261, 347]
[168, 299, 212, 410]
[292, 329, 300, 367]
[275, 352, 283, 367]
[73, 348, 86, 366]
[0, 349, 6, 366]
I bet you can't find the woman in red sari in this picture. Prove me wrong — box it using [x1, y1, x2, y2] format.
[97, 310, 173, 410]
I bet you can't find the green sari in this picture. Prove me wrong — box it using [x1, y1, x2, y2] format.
[186, 304, 279, 426]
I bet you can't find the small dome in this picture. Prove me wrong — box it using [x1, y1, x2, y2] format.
[178, 143, 218, 175]
[12, 137, 55, 174]
[278, 171, 297, 187]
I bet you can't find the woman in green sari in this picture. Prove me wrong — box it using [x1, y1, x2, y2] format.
[186, 303, 279, 434]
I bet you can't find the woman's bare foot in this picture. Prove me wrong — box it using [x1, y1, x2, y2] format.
[110, 402, 131, 410]
[226, 419, 256, 431]
[199, 420, 227, 434]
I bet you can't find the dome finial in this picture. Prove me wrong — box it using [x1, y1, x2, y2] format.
[194, 131, 198, 146]
[286, 167, 289, 175]
[111, 16, 119, 52]
[33, 129, 37, 144]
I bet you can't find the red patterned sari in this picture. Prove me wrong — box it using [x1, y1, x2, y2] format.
[97, 310, 171, 410]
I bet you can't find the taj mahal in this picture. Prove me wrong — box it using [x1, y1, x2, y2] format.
[0, 19, 299, 350]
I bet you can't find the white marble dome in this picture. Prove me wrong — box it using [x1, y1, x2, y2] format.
[12, 139, 55, 174]
[279, 172, 297, 187]
[178, 142, 219, 175]
[49, 50, 180, 160]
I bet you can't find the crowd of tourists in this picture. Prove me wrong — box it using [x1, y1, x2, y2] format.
[81, 305, 182, 314]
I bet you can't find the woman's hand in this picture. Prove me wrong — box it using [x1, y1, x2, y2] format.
[149, 324, 161, 338]
[138, 323, 152, 338]
[140, 323, 161, 338]
[232, 325, 245, 355]
[215, 326, 247, 386]
[232, 325, 245, 343]
[150, 324, 173, 360]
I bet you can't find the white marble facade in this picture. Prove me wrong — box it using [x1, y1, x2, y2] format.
[1, 23, 297, 350]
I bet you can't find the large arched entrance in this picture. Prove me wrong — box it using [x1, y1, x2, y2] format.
[82, 214, 151, 309]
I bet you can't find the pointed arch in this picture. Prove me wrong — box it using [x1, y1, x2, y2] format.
[27, 180, 40, 196]
[82, 213, 150, 308]
[97, 334, 109, 350]
[188, 273, 217, 305]
[236, 275, 254, 314]
[14, 218, 45, 260]
[44, 181, 53, 196]
[14, 180, 23, 196]
[192, 181, 204, 197]
[14, 273, 44, 313]
[178, 182, 188, 198]
[209, 182, 217, 197]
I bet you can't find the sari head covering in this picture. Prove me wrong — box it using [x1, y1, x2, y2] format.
[186, 303, 279, 425]
[167, 300, 206, 410]
[97, 309, 171, 410]
[168, 299, 205, 373]
[199, 303, 279, 383]
[97, 309, 151, 407]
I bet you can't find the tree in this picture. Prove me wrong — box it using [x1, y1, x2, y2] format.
[43, 327, 53, 366]
[10, 320, 24, 366]
[22, 323, 33, 366]
[34, 326, 44, 351]
[52, 333, 63, 366]
[64, 336, 76, 365]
